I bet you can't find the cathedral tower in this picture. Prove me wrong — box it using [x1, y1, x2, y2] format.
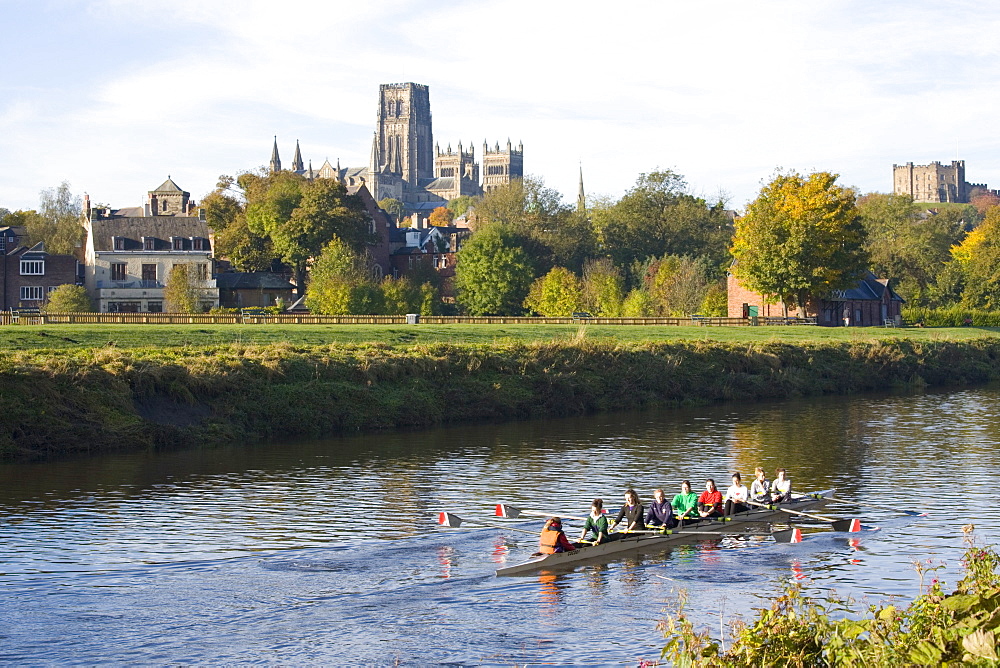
[481, 139, 524, 193]
[376, 83, 433, 191]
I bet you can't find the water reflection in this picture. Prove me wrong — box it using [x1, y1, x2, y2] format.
[2, 385, 1000, 664]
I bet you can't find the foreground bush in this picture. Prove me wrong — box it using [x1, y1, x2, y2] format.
[659, 525, 1000, 666]
[903, 306, 1000, 327]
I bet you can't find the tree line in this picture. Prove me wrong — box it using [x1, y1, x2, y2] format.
[6, 167, 1000, 316]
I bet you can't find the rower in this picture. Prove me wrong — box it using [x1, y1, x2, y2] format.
[609, 489, 645, 533]
[538, 517, 576, 554]
[771, 468, 792, 503]
[750, 467, 770, 504]
[646, 488, 678, 529]
[671, 480, 699, 525]
[724, 472, 750, 515]
[578, 499, 610, 544]
[697, 479, 724, 518]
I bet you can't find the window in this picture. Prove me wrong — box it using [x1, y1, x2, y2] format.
[143, 237, 155, 250]
[20, 260, 44, 275]
[196, 264, 208, 281]
[113, 236, 125, 250]
[47, 286, 58, 293]
[108, 301, 140, 313]
[192, 237, 205, 251]
[146, 301, 163, 313]
[20, 286, 43, 300]
[141, 264, 157, 283]
[111, 263, 127, 281]
[172, 237, 184, 250]
[0, 236, 5, 252]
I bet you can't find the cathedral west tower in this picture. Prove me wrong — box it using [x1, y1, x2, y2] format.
[375, 83, 433, 191]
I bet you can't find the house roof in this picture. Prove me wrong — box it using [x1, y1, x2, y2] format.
[151, 177, 185, 193]
[829, 272, 905, 302]
[214, 272, 295, 290]
[89, 216, 211, 251]
[424, 177, 455, 191]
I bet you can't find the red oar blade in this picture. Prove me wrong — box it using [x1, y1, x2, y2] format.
[772, 528, 803, 544]
[438, 512, 464, 528]
[495, 503, 522, 519]
[831, 518, 861, 533]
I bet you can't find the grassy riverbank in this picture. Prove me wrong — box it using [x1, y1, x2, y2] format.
[3, 333, 1000, 461]
[2, 322, 999, 350]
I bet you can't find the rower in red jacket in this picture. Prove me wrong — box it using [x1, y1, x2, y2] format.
[538, 517, 577, 554]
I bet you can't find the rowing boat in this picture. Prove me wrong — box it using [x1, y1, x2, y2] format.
[494, 490, 835, 576]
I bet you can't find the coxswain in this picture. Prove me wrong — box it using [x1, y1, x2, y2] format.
[609, 489, 645, 533]
[538, 517, 576, 554]
[771, 468, 792, 503]
[697, 479, 724, 518]
[724, 472, 750, 515]
[645, 488, 678, 529]
[578, 499, 610, 544]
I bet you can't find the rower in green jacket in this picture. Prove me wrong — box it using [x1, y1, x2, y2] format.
[671, 480, 699, 525]
[578, 498, 610, 544]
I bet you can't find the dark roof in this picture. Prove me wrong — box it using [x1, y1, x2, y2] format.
[831, 272, 905, 303]
[151, 177, 185, 193]
[214, 272, 295, 290]
[424, 177, 455, 191]
[90, 216, 211, 252]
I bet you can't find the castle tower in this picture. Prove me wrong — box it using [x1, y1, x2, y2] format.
[481, 138, 524, 193]
[146, 176, 191, 216]
[269, 136, 281, 173]
[376, 83, 433, 190]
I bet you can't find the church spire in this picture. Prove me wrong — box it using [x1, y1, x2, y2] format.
[577, 164, 586, 213]
[292, 139, 304, 173]
[269, 136, 281, 173]
[369, 132, 379, 172]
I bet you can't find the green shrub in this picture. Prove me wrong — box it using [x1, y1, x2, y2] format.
[658, 525, 1000, 666]
[903, 306, 1000, 327]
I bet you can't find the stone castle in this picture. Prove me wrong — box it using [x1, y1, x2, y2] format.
[892, 160, 996, 203]
[270, 82, 523, 213]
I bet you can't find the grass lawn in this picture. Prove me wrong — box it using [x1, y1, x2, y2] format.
[2, 323, 999, 351]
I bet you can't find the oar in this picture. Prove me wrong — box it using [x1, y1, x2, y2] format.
[437, 512, 538, 535]
[745, 500, 861, 533]
[496, 503, 592, 522]
[612, 526, 803, 543]
[811, 493, 928, 517]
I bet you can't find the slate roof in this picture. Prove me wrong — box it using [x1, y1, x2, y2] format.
[214, 273, 295, 290]
[89, 216, 211, 252]
[833, 272, 905, 302]
[151, 177, 185, 192]
[423, 177, 455, 191]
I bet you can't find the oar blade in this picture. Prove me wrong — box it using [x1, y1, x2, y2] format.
[772, 528, 803, 544]
[438, 511, 464, 528]
[831, 518, 861, 533]
[495, 503, 522, 519]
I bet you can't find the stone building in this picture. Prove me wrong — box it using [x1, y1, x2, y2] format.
[82, 178, 219, 313]
[891, 160, 998, 203]
[270, 82, 523, 212]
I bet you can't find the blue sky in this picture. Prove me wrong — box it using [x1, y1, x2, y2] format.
[3, 0, 1000, 212]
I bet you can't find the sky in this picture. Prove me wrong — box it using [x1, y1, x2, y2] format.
[3, 0, 1000, 213]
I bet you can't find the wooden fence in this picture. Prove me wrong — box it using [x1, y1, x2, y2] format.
[0, 312, 823, 327]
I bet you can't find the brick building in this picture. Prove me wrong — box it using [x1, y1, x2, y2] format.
[1, 242, 82, 310]
[727, 271, 904, 326]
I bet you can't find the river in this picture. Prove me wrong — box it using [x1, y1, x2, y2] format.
[1, 386, 998, 665]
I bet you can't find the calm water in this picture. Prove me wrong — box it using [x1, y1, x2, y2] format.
[2, 387, 999, 665]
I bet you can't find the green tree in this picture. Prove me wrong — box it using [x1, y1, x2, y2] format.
[378, 197, 404, 220]
[202, 174, 275, 272]
[621, 288, 655, 317]
[447, 195, 477, 218]
[380, 276, 422, 314]
[523, 267, 585, 316]
[644, 255, 715, 316]
[16, 182, 85, 254]
[455, 223, 535, 315]
[305, 237, 370, 314]
[858, 193, 963, 304]
[164, 264, 200, 313]
[582, 258, 625, 316]
[594, 170, 733, 277]
[244, 172, 372, 292]
[474, 176, 595, 273]
[953, 207, 1000, 309]
[699, 281, 728, 316]
[42, 284, 92, 313]
[731, 171, 867, 315]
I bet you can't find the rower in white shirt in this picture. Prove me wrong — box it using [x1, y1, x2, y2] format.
[724, 472, 750, 515]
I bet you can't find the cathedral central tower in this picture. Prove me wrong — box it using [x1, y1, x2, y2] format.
[375, 83, 433, 191]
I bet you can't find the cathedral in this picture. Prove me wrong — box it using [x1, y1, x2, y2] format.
[269, 82, 523, 213]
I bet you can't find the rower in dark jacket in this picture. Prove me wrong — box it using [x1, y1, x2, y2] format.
[645, 488, 678, 529]
[609, 489, 646, 533]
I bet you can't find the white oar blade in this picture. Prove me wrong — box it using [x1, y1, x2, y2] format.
[438, 512, 464, 528]
[495, 503, 522, 519]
